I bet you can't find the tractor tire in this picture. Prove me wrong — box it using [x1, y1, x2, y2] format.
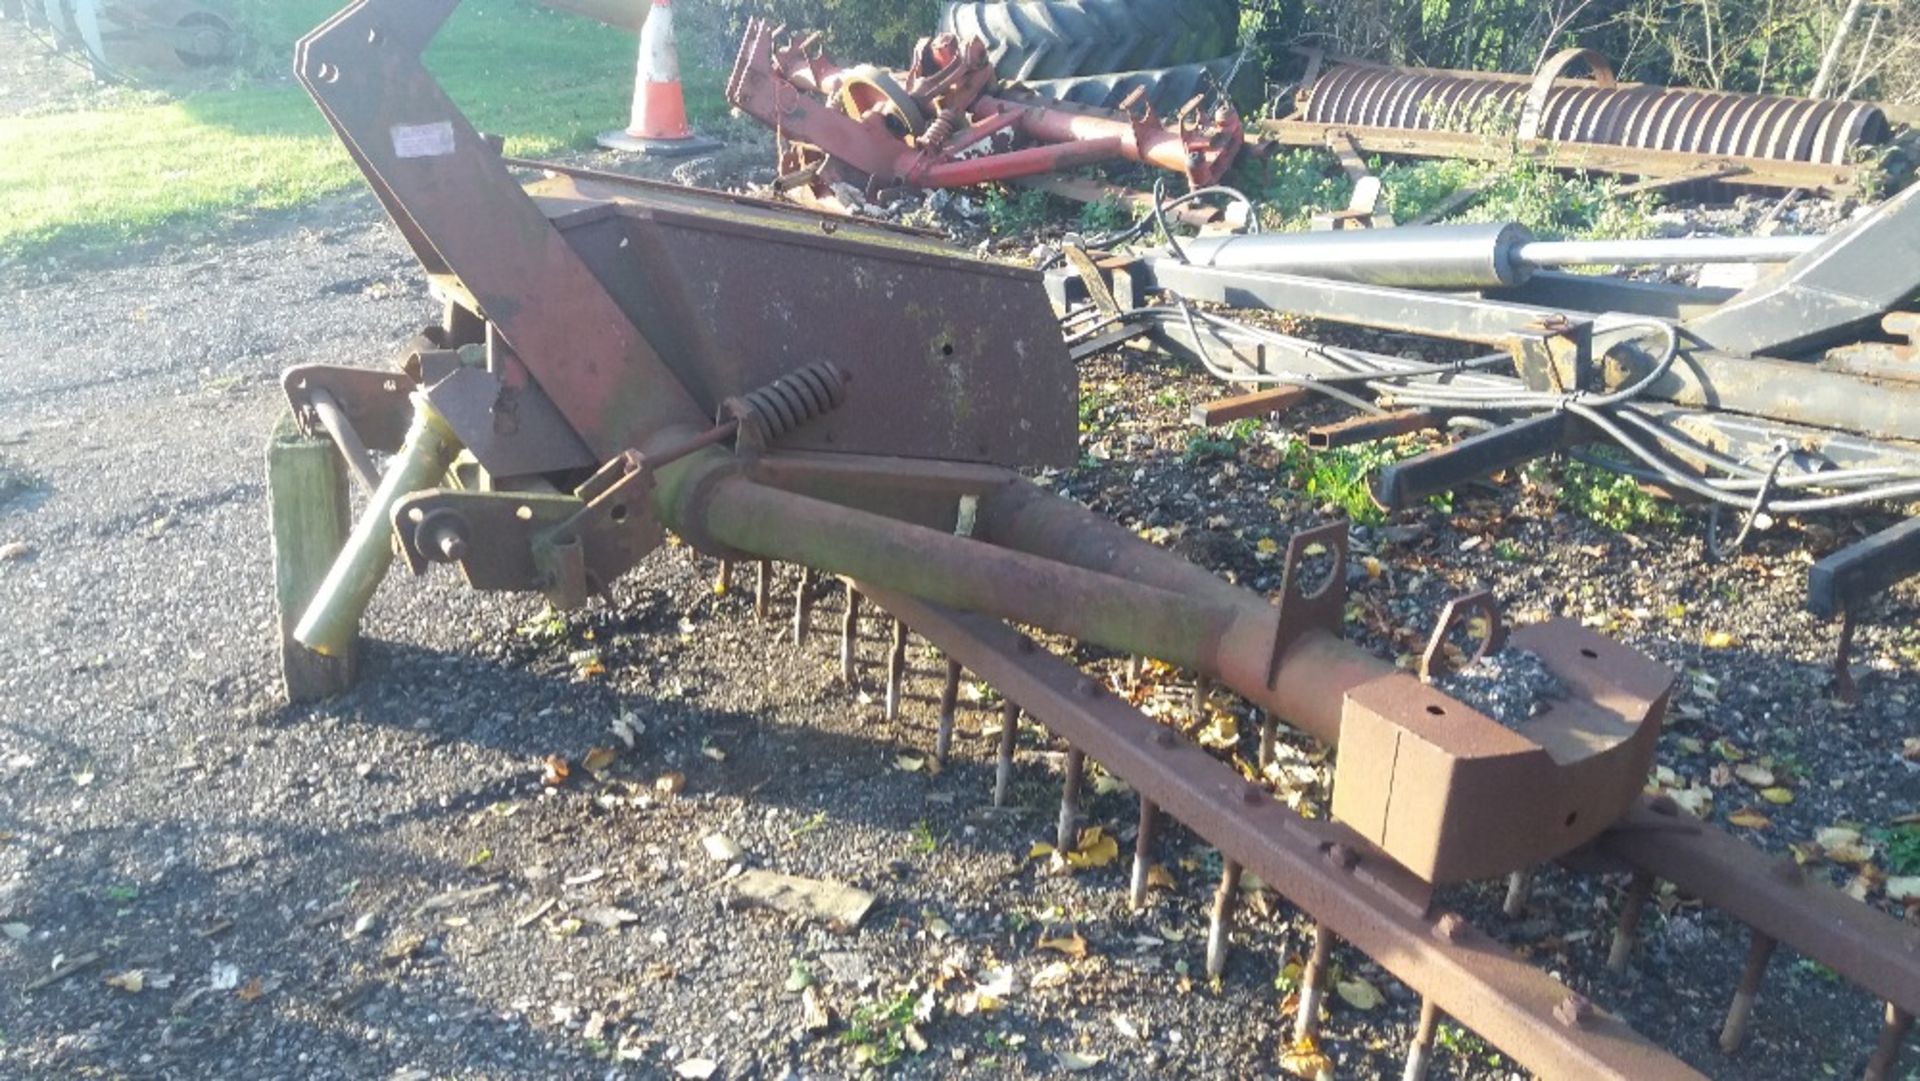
[940, 0, 1239, 82]
[1014, 54, 1255, 117]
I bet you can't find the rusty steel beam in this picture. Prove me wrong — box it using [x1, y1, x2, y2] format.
[863, 585, 1705, 1081]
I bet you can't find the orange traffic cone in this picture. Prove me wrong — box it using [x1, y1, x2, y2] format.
[597, 0, 721, 155]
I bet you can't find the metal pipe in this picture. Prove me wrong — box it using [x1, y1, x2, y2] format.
[1518, 235, 1821, 267]
[1175, 224, 1824, 291]
[294, 395, 461, 657]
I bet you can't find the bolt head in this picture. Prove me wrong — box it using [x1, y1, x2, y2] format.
[1433, 912, 1467, 942]
[1554, 993, 1593, 1028]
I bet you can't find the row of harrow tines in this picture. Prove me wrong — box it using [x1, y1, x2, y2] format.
[274, 2, 1916, 1078]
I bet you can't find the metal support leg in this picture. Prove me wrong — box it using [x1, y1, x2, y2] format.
[1608, 870, 1655, 975]
[755, 559, 771, 620]
[793, 567, 815, 643]
[886, 617, 907, 721]
[993, 701, 1018, 807]
[841, 584, 861, 685]
[1864, 1003, 1913, 1081]
[1503, 869, 1534, 918]
[1404, 997, 1441, 1081]
[936, 658, 961, 766]
[1130, 797, 1158, 909]
[1295, 923, 1332, 1041]
[1718, 932, 1777, 1054]
[1207, 859, 1242, 979]
[1057, 746, 1085, 852]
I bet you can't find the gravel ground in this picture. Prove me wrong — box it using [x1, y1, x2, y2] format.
[2, 143, 1918, 1081]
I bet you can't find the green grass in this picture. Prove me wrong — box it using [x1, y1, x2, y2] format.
[842, 990, 921, 1068]
[0, 0, 725, 264]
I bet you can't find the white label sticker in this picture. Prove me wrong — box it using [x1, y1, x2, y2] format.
[391, 121, 457, 159]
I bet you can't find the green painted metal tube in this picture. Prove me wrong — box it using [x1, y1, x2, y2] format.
[294, 396, 461, 657]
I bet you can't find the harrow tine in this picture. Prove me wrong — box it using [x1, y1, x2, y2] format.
[716, 558, 734, 596]
[885, 618, 908, 721]
[793, 567, 815, 643]
[1126, 654, 1143, 688]
[1503, 868, 1534, 918]
[1057, 746, 1085, 851]
[1864, 1003, 1913, 1081]
[755, 560, 771, 620]
[1294, 922, 1333, 1041]
[993, 701, 1018, 807]
[1130, 797, 1158, 908]
[1607, 870, 1656, 975]
[1717, 931, 1777, 1054]
[1192, 675, 1212, 723]
[841, 584, 861, 685]
[1207, 859, 1243, 979]
[1257, 711, 1277, 771]
[1403, 997, 1441, 1081]
[935, 658, 961, 766]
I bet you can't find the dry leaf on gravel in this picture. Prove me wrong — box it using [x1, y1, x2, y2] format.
[1759, 786, 1795, 805]
[1057, 1050, 1103, 1072]
[1733, 764, 1775, 788]
[1816, 827, 1876, 865]
[1031, 960, 1074, 989]
[1887, 877, 1920, 903]
[1146, 865, 1176, 891]
[582, 746, 619, 774]
[1726, 808, 1770, 830]
[1279, 1034, 1335, 1080]
[540, 755, 570, 787]
[894, 755, 925, 773]
[237, 977, 266, 1003]
[104, 970, 145, 993]
[1702, 630, 1738, 649]
[1335, 976, 1384, 1010]
[1063, 827, 1120, 870]
[702, 833, 743, 862]
[0, 542, 32, 563]
[1038, 932, 1088, 959]
[1, 922, 27, 941]
[1903, 737, 1920, 762]
[673, 1059, 717, 1080]
[610, 712, 644, 748]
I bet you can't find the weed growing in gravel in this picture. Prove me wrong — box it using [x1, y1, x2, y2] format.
[1557, 459, 1681, 532]
[1493, 539, 1528, 563]
[982, 186, 1052, 236]
[516, 606, 570, 646]
[842, 989, 920, 1068]
[1077, 195, 1134, 234]
[1278, 440, 1404, 525]
[1876, 824, 1920, 876]
[1436, 1023, 1503, 1068]
[908, 821, 939, 856]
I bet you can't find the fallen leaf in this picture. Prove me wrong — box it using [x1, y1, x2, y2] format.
[0, 542, 32, 562]
[540, 755, 570, 787]
[1, 922, 28, 941]
[1062, 827, 1120, 870]
[105, 970, 145, 993]
[1146, 865, 1176, 891]
[1335, 976, 1384, 1010]
[654, 773, 685, 797]
[1759, 786, 1795, 805]
[1112, 1014, 1141, 1040]
[1028, 842, 1056, 861]
[1903, 737, 1920, 763]
[1887, 877, 1920, 903]
[582, 746, 619, 774]
[1038, 932, 1088, 959]
[1726, 808, 1771, 830]
[801, 985, 832, 1031]
[1057, 1051, 1103, 1072]
[237, 978, 266, 1003]
[894, 755, 926, 773]
[1733, 764, 1775, 788]
[1279, 1034, 1335, 1080]
[673, 1059, 718, 1080]
[208, 963, 240, 991]
[1702, 630, 1738, 649]
[701, 745, 728, 762]
[1816, 827, 1876, 865]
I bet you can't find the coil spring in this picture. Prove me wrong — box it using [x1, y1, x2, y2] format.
[725, 361, 851, 446]
[921, 106, 964, 150]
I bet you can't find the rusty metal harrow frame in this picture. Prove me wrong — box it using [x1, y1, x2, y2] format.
[268, 3, 1920, 1077]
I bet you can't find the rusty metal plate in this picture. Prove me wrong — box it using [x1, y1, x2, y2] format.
[552, 202, 1077, 469]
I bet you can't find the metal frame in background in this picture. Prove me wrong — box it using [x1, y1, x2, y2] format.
[1045, 181, 1920, 638]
